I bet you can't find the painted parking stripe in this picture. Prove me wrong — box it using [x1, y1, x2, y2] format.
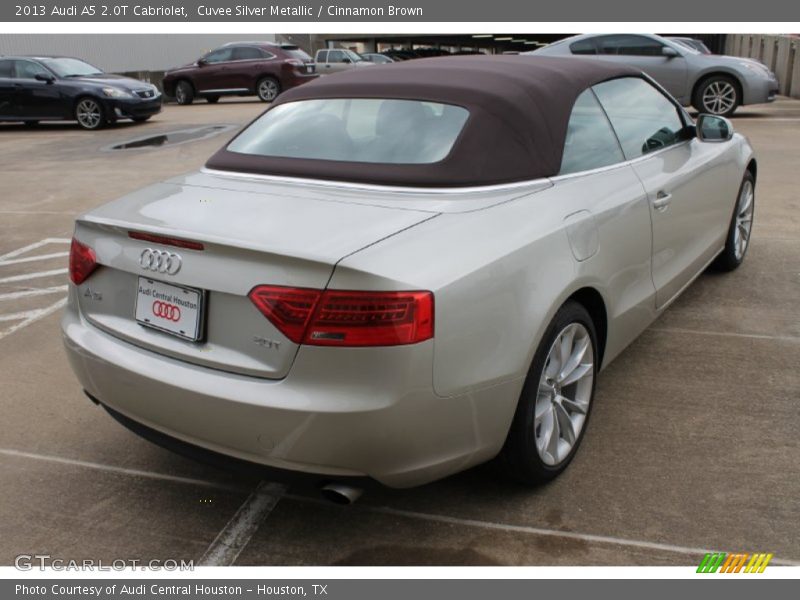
[198, 481, 288, 566]
[0, 285, 68, 302]
[1, 446, 798, 566]
[0, 251, 70, 266]
[649, 327, 800, 343]
[0, 238, 70, 262]
[0, 298, 66, 341]
[0, 268, 68, 284]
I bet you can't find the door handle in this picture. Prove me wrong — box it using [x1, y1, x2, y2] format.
[652, 191, 672, 211]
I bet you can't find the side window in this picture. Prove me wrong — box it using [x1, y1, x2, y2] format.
[570, 39, 596, 55]
[204, 48, 234, 64]
[316, 50, 328, 62]
[596, 35, 664, 57]
[14, 60, 50, 79]
[592, 77, 686, 160]
[0, 59, 13, 78]
[327, 50, 345, 63]
[559, 89, 625, 175]
[233, 47, 264, 61]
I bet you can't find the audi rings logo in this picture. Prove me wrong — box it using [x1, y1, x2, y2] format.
[140, 248, 182, 275]
[152, 301, 181, 322]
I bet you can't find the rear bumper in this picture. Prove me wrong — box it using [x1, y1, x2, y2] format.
[62, 290, 518, 488]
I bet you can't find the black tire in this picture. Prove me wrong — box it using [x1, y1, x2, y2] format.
[174, 80, 194, 105]
[500, 300, 598, 485]
[74, 97, 106, 130]
[205, 95, 220, 104]
[256, 76, 280, 102]
[692, 75, 740, 117]
[711, 171, 755, 272]
[131, 116, 151, 123]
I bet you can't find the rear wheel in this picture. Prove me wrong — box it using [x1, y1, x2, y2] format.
[205, 95, 220, 104]
[256, 77, 280, 102]
[500, 301, 597, 484]
[693, 75, 739, 117]
[712, 171, 755, 271]
[174, 80, 194, 105]
[74, 98, 105, 130]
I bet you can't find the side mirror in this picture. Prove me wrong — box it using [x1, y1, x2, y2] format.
[662, 46, 680, 58]
[197, 59, 207, 67]
[696, 114, 734, 142]
[342, 57, 352, 64]
[34, 73, 55, 84]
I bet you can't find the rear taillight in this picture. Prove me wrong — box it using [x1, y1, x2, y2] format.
[248, 286, 434, 347]
[69, 238, 98, 285]
[285, 59, 304, 67]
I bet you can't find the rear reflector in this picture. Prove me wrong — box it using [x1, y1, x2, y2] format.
[129, 231, 204, 251]
[248, 285, 434, 347]
[69, 238, 98, 285]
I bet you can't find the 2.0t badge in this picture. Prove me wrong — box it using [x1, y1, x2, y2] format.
[139, 248, 182, 275]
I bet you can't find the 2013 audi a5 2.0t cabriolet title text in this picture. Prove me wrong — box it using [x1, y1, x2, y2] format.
[62, 57, 757, 489]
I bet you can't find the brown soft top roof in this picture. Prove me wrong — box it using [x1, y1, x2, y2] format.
[206, 55, 642, 187]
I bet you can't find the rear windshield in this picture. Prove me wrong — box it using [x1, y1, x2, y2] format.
[227, 98, 470, 164]
[281, 46, 313, 62]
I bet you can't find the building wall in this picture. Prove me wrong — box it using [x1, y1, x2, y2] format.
[0, 34, 277, 72]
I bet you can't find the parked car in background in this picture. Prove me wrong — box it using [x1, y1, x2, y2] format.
[666, 36, 712, 55]
[63, 56, 757, 491]
[314, 48, 375, 74]
[361, 53, 395, 64]
[0, 55, 160, 130]
[532, 33, 779, 116]
[162, 42, 317, 105]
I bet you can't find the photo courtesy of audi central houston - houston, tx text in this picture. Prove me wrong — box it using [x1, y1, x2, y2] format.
[0, 7, 798, 590]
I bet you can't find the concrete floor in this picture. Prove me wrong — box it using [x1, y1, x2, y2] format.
[0, 97, 798, 567]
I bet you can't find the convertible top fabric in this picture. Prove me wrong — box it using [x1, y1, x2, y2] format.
[206, 55, 642, 187]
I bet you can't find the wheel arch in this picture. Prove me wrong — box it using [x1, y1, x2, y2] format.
[564, 287, 608, 368]
[691, 70, 744, 107]
[746, 157, 757, 183]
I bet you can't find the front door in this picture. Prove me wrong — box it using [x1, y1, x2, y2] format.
[12, 59, 63, 119]
[194, 47, 237, 92]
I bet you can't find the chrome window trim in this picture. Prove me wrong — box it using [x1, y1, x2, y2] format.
[200, 167, 552, 196]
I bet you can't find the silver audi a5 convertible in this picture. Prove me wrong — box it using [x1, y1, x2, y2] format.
[63, 56, 756, 489]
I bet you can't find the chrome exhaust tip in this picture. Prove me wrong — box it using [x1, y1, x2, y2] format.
[320, 482, 363, 505]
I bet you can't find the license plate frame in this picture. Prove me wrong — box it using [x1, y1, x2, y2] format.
[134, 276, 205, 342]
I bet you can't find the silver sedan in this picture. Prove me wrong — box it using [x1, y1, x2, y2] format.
[531, 33, 779, 117]
[62, 56, 756, 491]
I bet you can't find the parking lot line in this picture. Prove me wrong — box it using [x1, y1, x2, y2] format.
[0, 298, 66, 341]
[649, 327, 800, 344]
[0, 252, 70, 266]
[0, 285, 68, 302]
[198, 481, 288, 566]
[0, 268, 68, 284]
[0, 238, 70, 262]
[2, 446, 797, 566]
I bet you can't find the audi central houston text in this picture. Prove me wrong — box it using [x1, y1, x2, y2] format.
[63, 56, 756, 488]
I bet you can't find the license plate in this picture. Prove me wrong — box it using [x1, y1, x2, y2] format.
[135, 277, 204, 342]
[306, 65, 314, 74]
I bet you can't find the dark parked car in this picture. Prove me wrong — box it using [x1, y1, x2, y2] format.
[0, 56, 161, 130]
[162, 42, 317, 105]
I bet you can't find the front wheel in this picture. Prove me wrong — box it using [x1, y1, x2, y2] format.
[693, 75, 739, 117]
[256, 77, 280, 102]
[711, 171, 755, 271]
[500, 301, 598, 485]
[74, 98, 106, 130]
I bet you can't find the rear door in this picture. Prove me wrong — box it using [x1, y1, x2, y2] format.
[228, 46, 272, 90]
[592, 35, 689, 100]
[593, 76, 737, 308]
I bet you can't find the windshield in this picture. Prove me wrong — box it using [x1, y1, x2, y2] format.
[227, 98, 469, 164]
[40, 58, 104, 77]
[344, 49, 364, 62]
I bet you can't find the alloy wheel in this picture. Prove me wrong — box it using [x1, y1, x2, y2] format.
[76, 99, 102, 129]
[258, 79, 279, 102]
[702, 81, 737, 115]
[534, 322, 595, 466]
[734, 178, 754, 260]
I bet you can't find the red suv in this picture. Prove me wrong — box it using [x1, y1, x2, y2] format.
[163, 42, 317, 105]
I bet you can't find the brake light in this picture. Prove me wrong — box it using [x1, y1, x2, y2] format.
[129, 231, 204, 251]
[248, 286, 434, 347]
[69, 238, 98, 285]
